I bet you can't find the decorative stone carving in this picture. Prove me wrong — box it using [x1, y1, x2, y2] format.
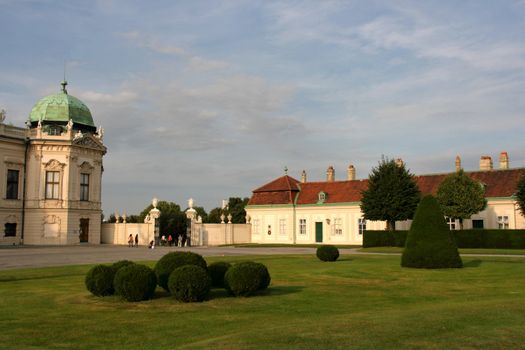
[73, 130, 83, 140]
[67, 119, 73, 132]
[43, 159, 65, 171]
[43, 215, 61, 238]
[79, 161, 94, 172]
[227, 214, 232, 224]
[188, 198, 194, 209]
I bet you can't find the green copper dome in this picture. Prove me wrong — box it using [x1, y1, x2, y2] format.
[29, 81, 95, 128]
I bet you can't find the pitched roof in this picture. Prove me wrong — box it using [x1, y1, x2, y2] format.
[248, 168, 525, 206]
[248, 175, 300, 205]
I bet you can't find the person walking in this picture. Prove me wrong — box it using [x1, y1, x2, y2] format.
[134, 234, 139, 247]
[168, 234, 173, 246]
[128, 234, 133, 247]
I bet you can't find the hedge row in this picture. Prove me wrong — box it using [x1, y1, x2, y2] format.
[363, 229, 525, 249]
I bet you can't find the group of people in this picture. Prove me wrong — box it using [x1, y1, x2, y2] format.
[127, 234, 139, 247]
[160, 234, 187, 247]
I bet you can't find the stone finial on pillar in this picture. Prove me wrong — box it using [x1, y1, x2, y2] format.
[122, 212, 127, 223]
[227, 214, 232, 224]
[326, 166, 335, 182]
[245, 214, 251, 224]
[455, 155, 462, 172]
[347, 164, 356, 180]
[114, 211, 119, 223]
[301, 170, 307, 183]
[220, 214, 225, 224]
[395, 158, 404, 167]
[499, 151, 509, 169]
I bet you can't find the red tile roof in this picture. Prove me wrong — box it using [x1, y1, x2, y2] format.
[248, 168, 525, 206]
[248, 175, 300, 205]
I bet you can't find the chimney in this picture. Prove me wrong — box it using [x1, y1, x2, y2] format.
[326, 166, 335, 182]
[499, 151, 509, 169]
[347, 164, 356, 180]
[455, 155, 461, 172]
[395, 158, 404, 167]
[301, 170, 307, 183]
[479, 156, 493, 171]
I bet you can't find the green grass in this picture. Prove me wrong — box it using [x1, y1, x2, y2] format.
[1, 254, 525, 349]
[360, 247, 525, 255]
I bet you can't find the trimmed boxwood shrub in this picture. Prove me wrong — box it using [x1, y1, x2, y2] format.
[366, 229, 525, 249]
[85, 264, 115, 296]
[316, 245, 339, 262]
[114, 264, 157, 302]
[402, 195, 462, 269]
[154, 252, 207, 291]
[224, 261, 271, 297]
[168, 265, 211, 302]
[207, 261, 232, 288]
[112, 260, 135, 272]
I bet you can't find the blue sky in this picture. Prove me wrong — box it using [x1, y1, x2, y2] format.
[1, 0, 525, 215]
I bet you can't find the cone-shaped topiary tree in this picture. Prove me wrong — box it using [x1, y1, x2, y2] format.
[402, 194, 462, 269]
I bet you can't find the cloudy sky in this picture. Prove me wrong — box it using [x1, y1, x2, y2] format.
[1, 0, 524, 215]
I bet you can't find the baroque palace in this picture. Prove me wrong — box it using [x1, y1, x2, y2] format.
[0, 81, 106, 245]
[245, 155, 525, 245]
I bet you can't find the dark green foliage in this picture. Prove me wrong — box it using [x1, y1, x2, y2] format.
[362, 230, 408, 247]
[111, 260, 135, 272]
[224, 261, 271, 296]
[316, 245, 340, 261]
[206, 197, 249, 223]
[139, 201, 187, 242]
[168, 265, 211, 302]
[114, 264, 157, 302]
[360, 158, 421, 231]
[154, 252, 207, 291]
[517, 172, 525, 218]
[85, 264, 115, 296]
[364, 229, 525, 249]
[402, 195, 462, 269]
[207, 261, 232, 288]
[436, 169, 487, 229]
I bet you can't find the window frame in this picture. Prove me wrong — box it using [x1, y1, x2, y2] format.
[358, 218, 366, 235]
[279, 218, 287, 236]
[80, 173, 90, 201]
[299, 219, 307, 235]
[497, 215, 509, 229]
[6, 169, 19, 199]
[45, 171, 60, 199]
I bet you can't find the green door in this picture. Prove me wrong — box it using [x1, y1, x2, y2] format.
[315, 222, 323, 243]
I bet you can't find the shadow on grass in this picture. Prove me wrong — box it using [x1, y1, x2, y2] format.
[463, 260, 483, 268]
[206, 285, 304, 300]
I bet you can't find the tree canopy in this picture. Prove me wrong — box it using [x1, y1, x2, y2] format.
[360, 158, 421, 231]
[139, 201, 187, 238]
[206, 197, 249, 223]
[436, 169, 487, 229]
[516, 172, 525, 218]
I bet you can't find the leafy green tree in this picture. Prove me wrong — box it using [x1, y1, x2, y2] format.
[516, 172, 525, 217]
[401, 195, 462, 268]
[139, 201, 187, 239]
[193, 206, 208, 223]
[360, 158, 421, 231]
[436, 169, 487, 229]
[207, 207, 223, 223]
[205, 197, 249, 224]
[126, 215, 142, 223]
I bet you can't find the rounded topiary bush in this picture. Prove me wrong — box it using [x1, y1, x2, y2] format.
[154, 252, 208, 291]
[114, 264, 157, 302]
[85, 264, 115, 296]
[224, 261, 271, 297]
[112, 260, 135, 272]
[401, 194, 463, 269]
[316, 245, 340, 262]
[207, 261, 232, 288]
[168, 265, 211, 302]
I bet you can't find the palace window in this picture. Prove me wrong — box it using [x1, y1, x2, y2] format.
[80, 173, 90, 201]
[299, 219, 306, 235]
[48, 125, 62, 136]
[472, 219, 484, 229]
[446, 217, 457, 230]
[6, 169, 19, 199]
[333, 218, 342, 235]
[279, 219, 286, 236]
[252, 219, 260, 235]
[4, 223, 16, 237]
[317, 191, 327, 204]
[45, 171, 60, 199]
[497, 216, 509, 229]
[358, 218, 366, 235]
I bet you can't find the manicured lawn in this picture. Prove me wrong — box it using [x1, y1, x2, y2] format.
[359, 247, 525, 255]
[1, 254, 525, 349]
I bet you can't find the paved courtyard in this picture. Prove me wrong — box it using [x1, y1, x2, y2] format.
[0, 244, 353, 270]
